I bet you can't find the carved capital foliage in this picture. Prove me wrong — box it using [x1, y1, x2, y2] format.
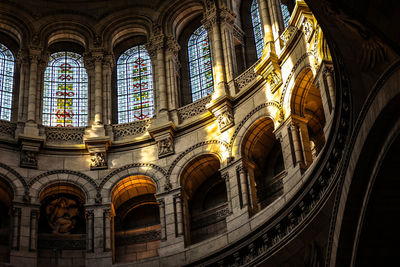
[219, 7, 236, 26]
[166, 35, 180, 57]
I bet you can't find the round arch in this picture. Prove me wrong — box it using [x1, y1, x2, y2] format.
[230, 102, 280, 157]
[167, 140, 229, 188]
[28, 170, 96, 204]
[99, 163, 166, 202]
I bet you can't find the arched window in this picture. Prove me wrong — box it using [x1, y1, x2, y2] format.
[251, 0, 264, 59]
[43, 52, 88, 127]
[281, 3, 291, 28]
[0, 43, 14, 121]
[116, 45, 154, 123]
[188, 25, 214, 102]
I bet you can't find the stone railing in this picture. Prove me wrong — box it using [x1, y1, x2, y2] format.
[233, 58, 262, 92]
[0, 120, 16, 139]
[38, 234, 86, 250]
[280, 25, 298, 47]
[112, 119, 151, 141]
[177, 95, 212, 123]
[191, 205, 229, 230]
[45, 126, 85, 144]
[115, 229, 161, 246]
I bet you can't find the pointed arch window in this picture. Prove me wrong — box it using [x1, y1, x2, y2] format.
[42, 52, 88, 127]
[0, 43, 14, 121]
[188, 25, 214, 102]
[117, 45, 154, 123]
[251, 0, 264, 59]
[281, 3, 291, 28]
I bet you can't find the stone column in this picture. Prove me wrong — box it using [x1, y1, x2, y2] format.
[222, 172, 233, 212]
[29, 209, 39, 252]
[220, 8, 238, 93]
[202, 6, 229, 98]
[237, 165, 249, 208]
[165, 36, 180, 113]
[296, 118, 313, 167]
[103, 208, 113, 252]
[10, 207, 21, 251]
[324, 66, 335, 111]
[258, 0, 275, 46]
[290, 121, 305, 168]
[84, 56, 95, 123]
[27, 53, 39, 123]
[174, 194, 184, 237]
[93, 52, 104, 124]
[274, 124, 296, 170]
[158, 199, 167, 240]
[17, 52, 28, 122]
[86, 209, 94, 253]
[36, 58, 47, 123]
[269, 0, 284, 36]
[148, 32, 168, 116]
[102, 54, 113, 125]
[86, 205, 112, 266]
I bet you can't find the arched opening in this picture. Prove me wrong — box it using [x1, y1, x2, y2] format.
[38, 183, 86, 267]
[0, 178, 13, 263]
[291, 68, 326, 161]
[111, 175, 160, 263]
[180, 154, 228, 245]
[241, 117, 285, 211]
[240, 0, 260, 68]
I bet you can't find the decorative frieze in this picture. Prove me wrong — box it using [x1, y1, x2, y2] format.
[177, 95, 212, 122]
[281, 25, 298, 47]
[112, 119, 151, 140]
[45, 126, 85, 144]
[233, 59, 261, 91]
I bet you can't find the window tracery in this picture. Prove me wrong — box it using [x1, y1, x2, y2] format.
[43, 51, 88, 127]
[281, 3, 291, 28]
[188, 25, 214, 102]
[0, 43, 14, 121]
[251, 0, 264, 59]
[116, 45, 154, 123]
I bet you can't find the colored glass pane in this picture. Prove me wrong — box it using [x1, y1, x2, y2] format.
[0, 43, 14, 121]
[251, 0, 264, 59]
[117, 45, 154, 123]
[281, 3, 290, 29]
[42, 52, 88, 127]
[188, 25, 214, 102]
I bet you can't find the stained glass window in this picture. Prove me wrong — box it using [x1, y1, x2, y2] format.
[42, 52, 88, 127]
[281, 3, 291, 29]
[251, 0, 264, 59]
[188, 25, 214, 102]
[117, 45, 154, 123]
[0, 43, 14, 121]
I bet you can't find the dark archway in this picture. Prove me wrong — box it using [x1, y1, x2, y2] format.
[111, 175, 160, 263]
[180, 154, 228, 245]
[241, 117, 285, 211]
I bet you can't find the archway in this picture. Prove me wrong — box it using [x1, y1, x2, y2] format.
[0, 178, 13, 263]
[38, 183, 86, 267]
[241, 117, 285, 211]
[180, 154, 228, 245]
[111, 175, 160, 263]
[291, 68, 326, 160]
